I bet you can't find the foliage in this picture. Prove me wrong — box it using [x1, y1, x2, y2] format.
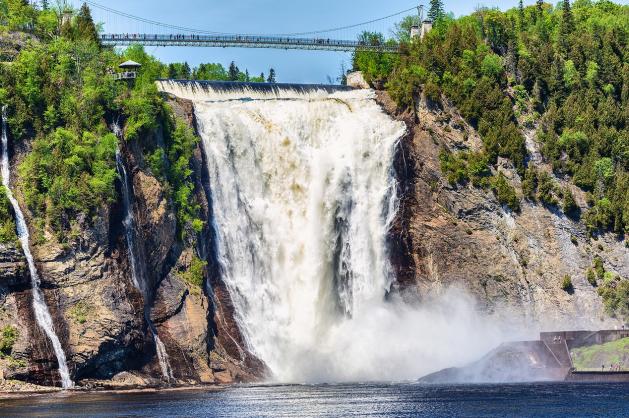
[18, 129, 118, 239]
[428, 0, 445, 22]
[593, 255, 605, 280]
[561, 274, 574, 292]
[0, 325, 17, 356]
[491, 172, 521, 212]
[69, 301, 90, 324]
[354, 0, 629, 237]
[166, 61, 269, 82]
[178, 255, 207, 294]
[0, 186, 17, 244]
[586, 268, 597, 287]
[537, 172, 559, 206]
[0, 4, 204, 243]
[439, 150, 491, 187]
[598, 278, 629, 321]
[148, 118, 204, 238]
[267, 68, 276, 83]
[352, 32, 400, 84]
[562, 186, 578, 217]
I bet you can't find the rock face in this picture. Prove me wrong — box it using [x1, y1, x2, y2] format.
[346, 71, 370, 89]
[0, 96, 264, 387]
[380, 90, 626, 328]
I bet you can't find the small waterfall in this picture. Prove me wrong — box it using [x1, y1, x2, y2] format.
[115, 149, 174, 382]
[1, 106, 73, 388]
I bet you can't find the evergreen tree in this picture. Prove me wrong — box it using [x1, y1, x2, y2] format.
[167, 63, 177, 79]
[428, 0, 444, 22]
[535, 0, 544, 22]
[267, 68, 276, 83]
[245, 69, 250, 82]
[559, 0, 574, 41]
[558, 0, 575, 56]
[41, 0, 49, 10]
[518, 0, 525, 27]
[182, 62, 191, 79]
[75, 3, 99, 44]
[228, 61, 239, 81]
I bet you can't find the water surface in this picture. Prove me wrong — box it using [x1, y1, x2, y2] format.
[1, 383, 627, 417]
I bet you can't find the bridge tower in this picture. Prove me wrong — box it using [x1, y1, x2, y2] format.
[410, 5, 424, 39]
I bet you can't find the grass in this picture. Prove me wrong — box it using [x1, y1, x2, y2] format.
[69, 301, 91, 324]
[571, 337, 629, 371]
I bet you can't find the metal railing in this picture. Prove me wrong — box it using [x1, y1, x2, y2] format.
[113, 71, 138, 80]
[100, 34, 400, 53]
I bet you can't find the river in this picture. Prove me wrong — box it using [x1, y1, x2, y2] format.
[0, 383, 627, 417]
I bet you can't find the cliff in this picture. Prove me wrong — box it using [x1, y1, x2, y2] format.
[381, 90, 626, 328]
[0, 86, 625, 389]
[0, 96, 264, 389]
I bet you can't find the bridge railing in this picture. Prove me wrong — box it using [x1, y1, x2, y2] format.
[100, 34, 399, 53]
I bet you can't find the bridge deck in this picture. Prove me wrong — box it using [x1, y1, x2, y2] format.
[100, 34, 400, 53]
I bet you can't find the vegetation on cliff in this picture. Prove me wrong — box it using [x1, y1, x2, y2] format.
[0, 2, 203, 241]
[354, 0, 628, 238]
[0, 187, 17, 243]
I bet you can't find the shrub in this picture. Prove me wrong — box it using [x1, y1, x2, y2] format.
[0, 187, 17, 244]
[439, 150, 491, 187]
[178, 256, 207, 295]
[562, 187, 579, 218]
[0, 325, 18, 356]
[424, 81, 441, 104]
[70, 301, 90, 324]
[598, 279, 629, 321]
[537, 172, 558, 206]
[561, 275, 574, 293]
[593, 256, 605, 280]
[603, 271, 617, 285]
[491, 173, 520, 212]
[522, 167, 538, 200]
[586, 269, 597, 287]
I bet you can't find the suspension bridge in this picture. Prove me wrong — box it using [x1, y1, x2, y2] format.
[77, 0, 424, 53]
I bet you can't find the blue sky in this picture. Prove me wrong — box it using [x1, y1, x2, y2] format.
[82, 1, 532, 83]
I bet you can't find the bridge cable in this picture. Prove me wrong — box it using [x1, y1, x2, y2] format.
[83, 0, 417, 37]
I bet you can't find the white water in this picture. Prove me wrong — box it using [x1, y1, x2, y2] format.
[1, 106, 73, 388]
[160, 82, 514, 383]
[115, 150, 173, 382]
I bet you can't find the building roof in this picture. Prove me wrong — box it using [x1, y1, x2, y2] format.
[119, 60, 142, 69]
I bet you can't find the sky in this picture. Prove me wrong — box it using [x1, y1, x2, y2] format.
[76, 1, 550, 83]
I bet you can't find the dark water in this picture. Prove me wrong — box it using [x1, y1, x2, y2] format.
[1, 383, 627, 417]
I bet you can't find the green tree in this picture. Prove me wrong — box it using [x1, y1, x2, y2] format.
[228, 61, 239, 81]
[267, 68, 276, 83]
[193, 63, 228, 81]
[428, 0, 444, 22]
[491, 172, 521, 212]
[75, 3, 99, 44]
[518, 0, 525, 26]
[559, 0, 574, 54]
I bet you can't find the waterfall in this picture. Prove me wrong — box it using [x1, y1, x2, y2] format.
[1, 106, 73, 388]
[161, 81, 430, 382]
[115, 150, 173, 382]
